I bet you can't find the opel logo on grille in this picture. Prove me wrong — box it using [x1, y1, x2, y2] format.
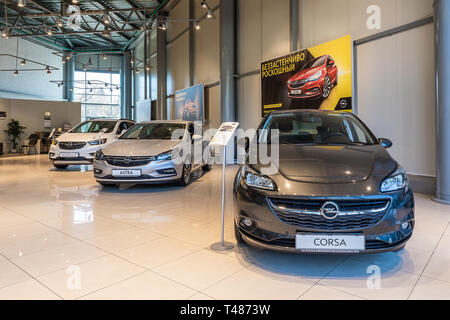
[320, 202, 340, 220]
[124, 157, 131, 164]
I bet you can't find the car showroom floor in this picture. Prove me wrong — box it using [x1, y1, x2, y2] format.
[0, 155, 449, 300]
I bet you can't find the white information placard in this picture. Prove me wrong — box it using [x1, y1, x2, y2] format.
[209, 122, 239, 147]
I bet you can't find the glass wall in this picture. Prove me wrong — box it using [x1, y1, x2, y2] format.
[73, 71, 121, 121]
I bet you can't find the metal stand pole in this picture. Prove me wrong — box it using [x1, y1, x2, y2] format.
[211, 145, 234, 251]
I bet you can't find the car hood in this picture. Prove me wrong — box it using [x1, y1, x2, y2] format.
[57, 132, 109, 142]
[255, 144, 396, 184]
[102, 139, 182, 157]
[289, 66, 323, 82]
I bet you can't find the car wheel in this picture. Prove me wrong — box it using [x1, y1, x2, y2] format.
[99, 182, 115, 188]
[322, 75, 332, 99]
[234, 221, 245, 243]
[178, 164, 192, 186]
[54, 165, 68, 169]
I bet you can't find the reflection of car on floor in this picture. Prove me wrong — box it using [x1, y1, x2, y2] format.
[93, 120, 211, 187]
[49, 119, 136, 169]
[287, 55, 338, 100]
[234, 110, 414, 254]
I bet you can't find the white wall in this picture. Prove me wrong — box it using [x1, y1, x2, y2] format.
[0, 98, 81, 151]
[0, 38, 64, 100]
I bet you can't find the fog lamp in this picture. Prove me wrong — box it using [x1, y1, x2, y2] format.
[241, 218, 254, 228]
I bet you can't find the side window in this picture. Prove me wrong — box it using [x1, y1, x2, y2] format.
[117, 122, 127, 135]
[127, 122, 135, 129]
[188, 124, 194, 137]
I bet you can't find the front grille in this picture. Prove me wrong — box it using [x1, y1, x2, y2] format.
[268, 197, 390, 231]
[59, 142, 86, 150]
[289, 79, 308, 89]
[104, 155, 155, 167]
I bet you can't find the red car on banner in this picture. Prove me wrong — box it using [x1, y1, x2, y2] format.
[287, 55, 338, 100]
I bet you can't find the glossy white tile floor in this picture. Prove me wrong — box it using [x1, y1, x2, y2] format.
[0, 155, 449, 300]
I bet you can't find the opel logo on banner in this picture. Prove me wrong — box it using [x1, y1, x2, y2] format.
[320, 202, 340, 220]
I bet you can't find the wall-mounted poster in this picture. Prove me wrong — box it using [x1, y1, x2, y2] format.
[174, 83, 204, 122]
[261, 35, 353, 116]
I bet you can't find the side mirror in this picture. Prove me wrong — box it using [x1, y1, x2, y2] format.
[192, 134, 202, 142]
[379, 138, 393, 149]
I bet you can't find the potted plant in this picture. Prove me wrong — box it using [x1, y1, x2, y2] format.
[3, 119, 26, 153]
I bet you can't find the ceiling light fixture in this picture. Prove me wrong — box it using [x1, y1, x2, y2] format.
[103, 13, 110, 25]
[62, 56, 66, 64]
[102, 53, 107, 60]
[195, 22, 200, 30]
[45, 27, 52, 35]
[201, 1, 208, 9]
[13, 69, 18, 76]
[145, 64, 150, 71]
[206, 9, 214, 19]
[135, 68, 139, 74]
[82, 64, 87, 71]
[102, 27, 111, 37]
[1, 26, 10, 39]
[20, 59, 26, 66]
[72, 0, 79, 4]
[45, 66, 51, 75]
[56, 17, 63, 27]
[17, 0, 25, 8]
[158, 22, 167, 31]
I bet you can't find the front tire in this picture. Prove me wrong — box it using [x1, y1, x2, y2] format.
[322, 75, 332, 99]
[234, 221, 245, 244]
[178, 164, 192, 186]
[54, 164, 68, 169]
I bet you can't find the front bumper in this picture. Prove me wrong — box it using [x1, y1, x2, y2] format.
[234, 182, 415, 254]
[93, 158, 184, 184]
[49, 144, 102, 165]
[288, 77, 324, 99]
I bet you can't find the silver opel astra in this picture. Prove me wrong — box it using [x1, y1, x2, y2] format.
[93, 120, 210, 187]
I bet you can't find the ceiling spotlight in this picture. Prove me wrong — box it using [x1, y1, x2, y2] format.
[145, 64, 150, 71]
[103, 13, 110, 25]
[158, 22, 167, 31]
[1, 27, 10, 39]
[72, 0, 79, 4]
[13, 70, 18, 76]
[45, 66, 51, 74]
[201, 0, 208, 9]
[135, 68, 139, 74]
[20, 59, 26, 66]
[62, 56, 66, 64]
[195, 22, 200, 30]
[82, 64, 87, 71]
[206, 10, 214, 19]
[17, 0, 25, 8]
[69, 87, 73, 92]
[102, 53, 108, 60]
[56, 17, 63, 27]
[102, 28, 111, 37]
[66, 53, 72, 60]
[45, 27, 53, 35]
[130, 59, 134, 65]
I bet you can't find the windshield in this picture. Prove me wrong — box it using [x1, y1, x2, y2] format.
[120, 123, 186, 140]
[302, 56, 326, 70]
[71, 121, 116, 133]
[259, 113, 377, 146]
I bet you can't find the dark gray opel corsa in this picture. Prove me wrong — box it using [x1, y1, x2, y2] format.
[234, 110, 414, 254]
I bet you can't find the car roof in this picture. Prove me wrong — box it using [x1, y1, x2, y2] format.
[86, 118, 134, 122]
[268, 109, 351, 116]
[138, 120, 191, 125]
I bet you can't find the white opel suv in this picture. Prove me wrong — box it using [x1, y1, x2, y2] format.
[49, 119, 135, 169]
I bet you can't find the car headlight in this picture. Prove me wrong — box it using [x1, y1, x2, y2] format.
[156, 150, 176, 161]
[89, 138, 107, 146]
[94, 150, 105, 161]
[307, 70, 322, 82]
[381, 168, 407, 193]
[243, 166, 276, 191]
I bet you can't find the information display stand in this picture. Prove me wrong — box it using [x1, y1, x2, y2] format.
[209, 122, 239, 252]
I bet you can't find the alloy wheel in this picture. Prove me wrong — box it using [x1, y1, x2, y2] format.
[323, 76, 332, 98]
